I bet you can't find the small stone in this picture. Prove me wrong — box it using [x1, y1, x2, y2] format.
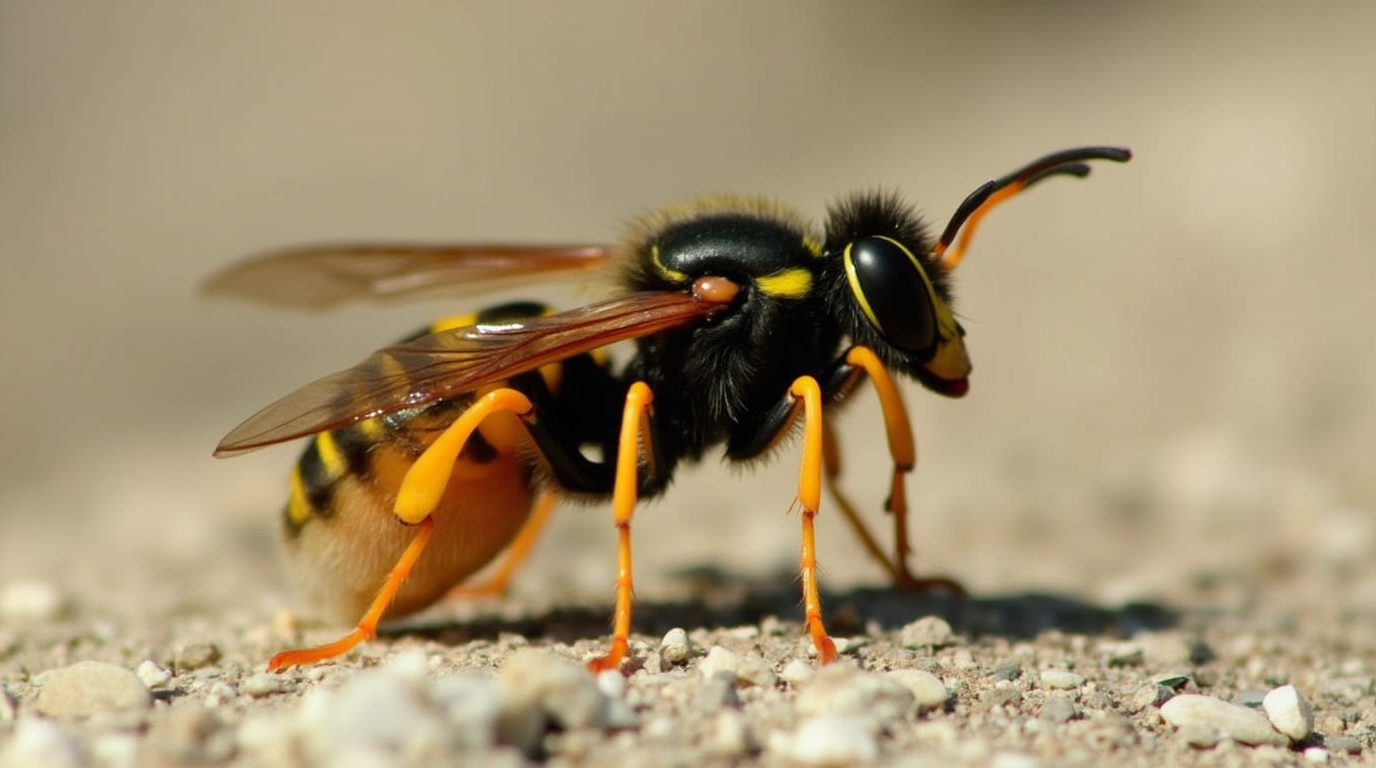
[174, 641, 221, 671]
[497, 649, 607, 754]
[796, 662, 915, 729]
[776, 715, 878, 766]
[1130, 684, 1174, 711]
[1159, 694, 1287, 746]
[698, 646, 776, 688]
[1040, 696, 1079, 724]
[34, 661, 152, 719]
[0, 579, 66, 623]
[0, 718, 85, 768]
[885, 670, 950, 713]
[1262, 685, 1314, 742]
[241, 673, 293, 698]
[660, 628, 692, 664]
[991, 661, 1022, 682]
[430, 674, 501, 749]
[899, 616, 954, 649]
[833, 636, 867, 655]
[1323, 735, 1361, 754]
[595, 670, 625, 699]
[134, 660, 171, 690]
[710, 711, 755, 757]
[1304, 746, 1329, 763]
[696, 671, 742, 712]
[203, 681, 237, 706]
[1039, 669, 1085, 690]
[297, 651, 451, 764]
[780, 659, 815, 686]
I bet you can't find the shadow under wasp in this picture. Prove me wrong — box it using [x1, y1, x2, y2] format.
[207, 146, 1131, 672]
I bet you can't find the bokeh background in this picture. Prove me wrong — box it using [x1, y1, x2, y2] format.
[2, 3, 1373, 624]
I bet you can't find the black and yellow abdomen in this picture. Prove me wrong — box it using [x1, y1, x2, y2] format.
[279, 306, 555, 622]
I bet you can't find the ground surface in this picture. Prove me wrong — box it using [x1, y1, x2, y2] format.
[2, 3, 1375, 767]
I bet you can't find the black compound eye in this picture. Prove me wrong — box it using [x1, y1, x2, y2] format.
[843, 236, 938, 355]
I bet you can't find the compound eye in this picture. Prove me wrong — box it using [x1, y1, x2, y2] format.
[843, 236, 939, 355]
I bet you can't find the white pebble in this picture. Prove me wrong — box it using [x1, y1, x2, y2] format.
[297, 654, 450, 764]
[780, 659, 815, 686]
[203, 681, 237, 707]
[898, 616, 954, 648]
[660, 628, 692, 664]
[34, 661, 151, 719]
[429, 674, 502, 749]
[710, 711, 755, 757]
[776, 715, 878, 766]
[1159, 694, 1287, 746]
[240, 673, 293, 698]
[1039, 669, 1085, 690]
[698, 646, 776, 688]
[1262, 685, 1314, 742]
[497, 649, 607, 754]
[1, 718, 86, 768]
[595, 669, 625, 699]
[134, 660, 171, 689]
[0, 579, 66, 623]
[796, 663, 914, 729]
[884, 670, 950, 713]
[1304, 746, 1329, 763]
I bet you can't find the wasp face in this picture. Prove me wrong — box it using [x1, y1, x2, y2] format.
[824, 192, 971, 398]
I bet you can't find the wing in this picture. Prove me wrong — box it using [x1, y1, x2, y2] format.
[203, 243, 614, 310]
[215, 291, 728, 456]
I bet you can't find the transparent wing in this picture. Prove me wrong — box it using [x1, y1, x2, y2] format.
[215, 291, 727, 455]
[203, 243, 614, 310]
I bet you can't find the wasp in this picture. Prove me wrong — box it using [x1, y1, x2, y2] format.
[208, 146, 1130, 673]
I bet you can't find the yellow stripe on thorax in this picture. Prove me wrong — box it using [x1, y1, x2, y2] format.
[756, 267, 813, 299]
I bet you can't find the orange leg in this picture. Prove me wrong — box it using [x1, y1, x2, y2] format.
[826, 348, 965, 596]
[445, 490, 559, 600]
[789, 376, 838, 664]
[586, 382, 655, 673]
[268, 517, 436, 672]
[268, 388, 536, 672]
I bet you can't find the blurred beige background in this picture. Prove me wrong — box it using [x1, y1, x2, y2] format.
[1, 3, 1372, 615]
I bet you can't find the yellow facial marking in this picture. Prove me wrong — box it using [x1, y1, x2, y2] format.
[287, 468, 312, 527]
[756, 268, 813, 299]
[651, 244, 688, 283]
[803, 234, 824, 258]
